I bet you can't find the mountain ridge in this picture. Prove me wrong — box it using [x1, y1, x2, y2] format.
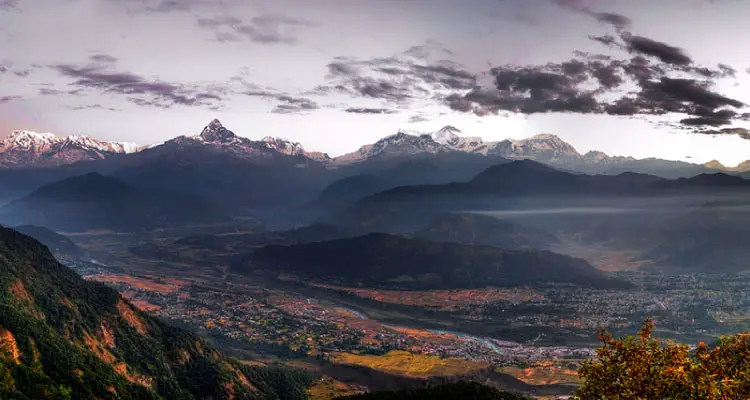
[3, 120, 734, 177]
[0, 130, 139, 168]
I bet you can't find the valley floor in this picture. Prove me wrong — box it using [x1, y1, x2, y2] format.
[61, 231, 750, 398]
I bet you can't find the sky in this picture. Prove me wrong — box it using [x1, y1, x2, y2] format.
[3, 0, 750, 165]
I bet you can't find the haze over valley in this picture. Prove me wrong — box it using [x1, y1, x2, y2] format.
[5, 0, 750, 399]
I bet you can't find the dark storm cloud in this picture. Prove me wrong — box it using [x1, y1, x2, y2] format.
[314, 50, 476, 104]
[197, 14, 315, 45]
[344, 107, 398, 114]
[52, 63, 223, 108]
[621, 34, 692, 66]
[444, 38, 747, 137]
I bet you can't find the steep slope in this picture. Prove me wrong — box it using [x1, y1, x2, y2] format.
[415, 213, 559, 250]
[243, 233, 632, 290]
[0, 130, 138, 168]
[11, 225, 86, 260]
[0, 173, 233, 232]
[0, 226, 311, 399]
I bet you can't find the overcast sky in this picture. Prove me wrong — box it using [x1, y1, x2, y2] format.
[3, 0, 750, 164]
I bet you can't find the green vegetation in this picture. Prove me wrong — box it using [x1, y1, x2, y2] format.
[576, 318, 750, 399]
[331, 350, 488, 379]
[0, 226, 311, 399]
[339, 381, 531, 399]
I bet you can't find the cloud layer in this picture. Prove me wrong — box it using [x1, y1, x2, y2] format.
[441, 27, 748, 137]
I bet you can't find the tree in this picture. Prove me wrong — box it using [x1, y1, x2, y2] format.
[576, 318, 750, 399]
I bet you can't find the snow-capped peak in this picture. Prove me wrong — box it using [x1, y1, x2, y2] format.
[4, 130, 58, 149]
[262, 136, 306, 156]
[2, 130, 138, 154]
[0, 129, 141, 168]
[199, 118, 236, 143]
[430, 125, 462, 145]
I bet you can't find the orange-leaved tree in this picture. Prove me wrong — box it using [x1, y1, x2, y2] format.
[575, 318, 750, 399]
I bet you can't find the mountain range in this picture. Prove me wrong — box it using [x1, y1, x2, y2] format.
[2, 120, 733, 179]
[0, 172, 238, 232]
[0, 130, 139, 168]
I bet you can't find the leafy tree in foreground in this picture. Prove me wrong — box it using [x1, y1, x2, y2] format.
[576, 318, 750, 399]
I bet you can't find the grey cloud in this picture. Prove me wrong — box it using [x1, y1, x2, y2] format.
[621, 33, 692, 66]
[197, 14, 315, 45]
[314, 48, 476, 104]
[52, 63, 223, 108]
[38, 88, 63, 96]
[551, 0, 631, 30]
[271, 96, 319, 114]
[112, 0, 208, 14]
[239, 85, 319, 114]
[89, 54, 118, 63]
[589, 35, 621, 48]
[445, 43, 747, 137]
[0, 0, 18, 11]
[695, 127, 750, 139]
[344, 107, 398, 115]
[402, 40, 453, 60]
[70, 104, 120, 112]
[0, 95, 21, 103]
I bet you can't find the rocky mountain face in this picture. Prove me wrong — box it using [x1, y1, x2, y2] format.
[167, 119, 330, 164]
[0, 130, 139, 168]
[333, 130, 451, 164]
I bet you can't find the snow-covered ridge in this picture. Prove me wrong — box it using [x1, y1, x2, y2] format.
[2, 130, 139, 154]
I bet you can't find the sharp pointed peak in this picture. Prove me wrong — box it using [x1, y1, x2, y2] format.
[200, 118, 235, 142]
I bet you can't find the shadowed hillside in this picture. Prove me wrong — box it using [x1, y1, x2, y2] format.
[243, 233, 632, 290]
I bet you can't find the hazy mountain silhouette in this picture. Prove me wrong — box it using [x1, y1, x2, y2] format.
[243, 233, 632, 290]
[0, 173, 232, 232]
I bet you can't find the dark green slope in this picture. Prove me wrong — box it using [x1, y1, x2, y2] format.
[245, 233, 632, 290]
[0, 226, 311, 399]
